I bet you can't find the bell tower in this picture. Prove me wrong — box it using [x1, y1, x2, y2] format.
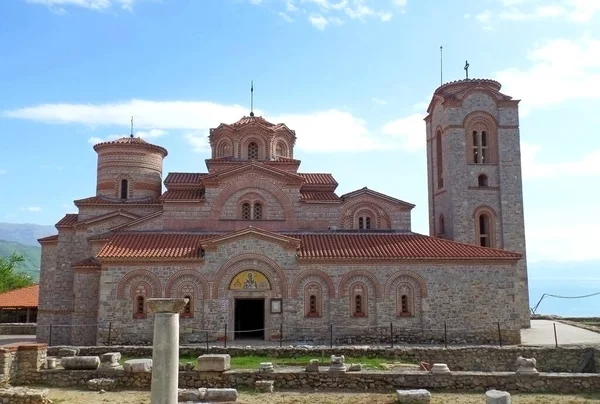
[424, 78, 530, 328]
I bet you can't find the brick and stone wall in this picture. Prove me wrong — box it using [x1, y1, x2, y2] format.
[0, 324, 36, 335]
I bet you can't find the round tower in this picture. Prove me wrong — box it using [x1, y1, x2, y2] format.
[93, 136, 168, 200]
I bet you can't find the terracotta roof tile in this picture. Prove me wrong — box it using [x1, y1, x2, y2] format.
[0, 285, 39, 308]
[38, 234, 58, 243]
[160, 189, 205, 201]
[97, 233, 215, 260]
[95, 232, 521, 261]
[164, 172, 207, 185]
[300, 192, 340, 201]
[56, 214, 78, 228]
[93, 136, 168, 157]
[72, 257, 101, 269]
[231, 115, 277, 127]
[74, 196, 161, 206]
[299, 173, 338, 186]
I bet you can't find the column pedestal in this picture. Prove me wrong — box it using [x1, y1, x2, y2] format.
[147, 298, 188, 404]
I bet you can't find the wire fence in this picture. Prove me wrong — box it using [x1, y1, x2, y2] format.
[31, 320, 534, 348]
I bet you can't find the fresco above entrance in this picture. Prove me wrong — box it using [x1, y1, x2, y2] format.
[230, 270, 271, 290]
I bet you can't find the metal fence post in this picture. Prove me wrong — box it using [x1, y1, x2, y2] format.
[553, 322, 558, 347]
[206, 331, 209, 353]
[108, 322, 112, 345]
[444, 321, 448, 349]
[329, 324, 333, 348]
[390, 322, 394, 348]
[279, 323, 283, 348]
[224, 323, 228, 348]
[49, 324, 53, 347]
[497, 321, 502, 347]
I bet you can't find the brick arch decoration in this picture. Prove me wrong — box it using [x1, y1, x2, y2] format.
[239, 133, 269, 160]
[463, 111, 499, 165]
[340, 201, 392, 230]
[291, 269, 335, 299]
[212, 253, 289, 299]
[338, 269, 382, 299]
[117, 269, 163, 299]
[384, 271, 428, 299]
[215, 137, 233, 158]
[165, 270, 210, 299]
[209, 176, 295, 220]
[463, 110, 498, 129]
[472, 204, 497, 219]
[473, 204, 498, 248]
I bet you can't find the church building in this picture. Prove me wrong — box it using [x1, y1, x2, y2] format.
[36, 78, 530, 346]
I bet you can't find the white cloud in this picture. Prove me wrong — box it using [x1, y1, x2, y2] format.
[494, 33, 600, 114]
[475, 10, 493, 29]
[380, 113, 425, 151]
[21, 206, 42, 212]
[286, 1, 298, 12]
[392, 0, 406, 11]
[3, 99, 426, 153]
[308, 13, 329, 29]
[249, 0, 263, 4]
[522, 143, 600, 180]
[0, 169, 6, 175]
[25, 0, 139, 12]
[371, 97, 387, 106]
[279, 12, 293, 22]
[378, 11, 392, 21]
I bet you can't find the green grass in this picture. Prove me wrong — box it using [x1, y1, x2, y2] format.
[121, 354, 412, 370]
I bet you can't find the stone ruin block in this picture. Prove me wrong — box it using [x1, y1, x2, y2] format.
[179, 362, 195, 371]
[204, 388, 238, 402]
[305, 359, 320, 373]
[396, 389, 432, 403]
[60, 356, 100, 370]
[329, 355, 347, 373]
[430, 363, 451, 374]
[87, 378, 117, 391]
[197, 354, 231, 372]
[348, 363, 362, 372]
[259, 362, 274, 373]
[57, 348, 79, 358]
[516, 356, 538, 375]
[486, 389, 511, 404]
[255, 380, 274, 393]
[0, 387, 51, 404]
[123, 359, 152, 373]
[178, 387, 207, 402]
[100, 352, 121, 369]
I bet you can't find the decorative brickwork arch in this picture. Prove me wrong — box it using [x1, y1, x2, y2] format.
[473, 205, 498, 248]
[340, 202, 392, 230]
[291, 270, 335, 299]
[240, 134, 268, 160]
[212, 253, 288, 298]
[165, 270, 210, 299]
[130, 281, 151, 319]
[350, 281, 368, 317]
[384, 271, 428, 298]
[464, 111, 498, 165]
[117, 269, 162, 299]
[304, 282, 322, 317]
[209, 176, 295, 220]
[338, 269, 382, 298]
[216, 137, 233, 158]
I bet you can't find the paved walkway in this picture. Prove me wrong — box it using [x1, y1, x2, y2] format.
[521, 320, 600, 346]
[0, 335, 36, 346]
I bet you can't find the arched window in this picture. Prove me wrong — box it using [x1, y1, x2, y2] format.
[436, 130, 443, 189]
[351, 282, 367, 317]
[248, 142, 259, 160]
[182, 295, 192, 317]
[275, 141, 287, 157]
[355, 295, 363, 315]
[472, 130, 489, 164]
[439, 215, 445, 235]
[120, 179, 128, 199]
[241, 203, 251, 220]
[309, 295, 317, 314]
[135, 295, 145, 318]
[305, 283, 321, 318]
[478, 213, 492, 247]
[478, 174, 488, 187]
[401, 295, 409, 314]
[253, 202, 262, 220]
[358, 215, 373, 230]
[218, 141, 231, 157]
[397, 282, 414, 317]
[358, 217, 364, 229]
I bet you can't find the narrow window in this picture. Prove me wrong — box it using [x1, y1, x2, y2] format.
[253, 202, 262, 220]
[183, 295, 192, 315]
[401, 295, 409, 315]
[436, 130, 443, 189]
[478, 214, 490, 247]
[309, 295, 317, 314]
[439, 215, 445, 235]
[248, 142, 259, 160]
[120, 179, 128, 199]
[472, 131, 489, 164]
[135, 296, 145, 318]
[365, 217, 371, 230]
[354, 295, 363, 315]
[478, 174, 488, 187]
[358, 217, 364, 230]
[242, 203, 251, 220]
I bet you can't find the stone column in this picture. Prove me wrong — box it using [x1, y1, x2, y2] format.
[147, 298, 188, 404]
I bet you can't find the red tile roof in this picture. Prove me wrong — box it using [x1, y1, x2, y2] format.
[160, 189, 205, 201]
[95, 232, 521, 261]
[300, 192, 340, 202]
[164, 172, 207, 185]
[38, 234, 58, 243]
[93, 136, 168, 157]
[231, 115, 277, 127]
[74, 196, 161, 206]
[56, 213, 78, 228]
[299, 173, 338, 186]
[97, 233, 215, 260]
[0, 285, 39, 308]
[72, 257, 101, 269]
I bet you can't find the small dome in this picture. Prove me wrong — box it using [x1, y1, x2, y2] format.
[231, 115, 277, 127]
[93, 136, 168, 157]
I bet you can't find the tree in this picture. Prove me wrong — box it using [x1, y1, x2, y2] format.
[0, 253, 34, 293]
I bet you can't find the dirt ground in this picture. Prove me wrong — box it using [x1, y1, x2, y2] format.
[47, 388, 600, 403]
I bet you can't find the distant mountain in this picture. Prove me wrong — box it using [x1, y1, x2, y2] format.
[0, 222, 55, 246]
[0, 239, 41, 281]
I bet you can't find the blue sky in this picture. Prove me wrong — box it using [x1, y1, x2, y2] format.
[0, 0, 598, 263]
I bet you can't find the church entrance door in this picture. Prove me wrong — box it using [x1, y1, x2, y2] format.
[234, 298, 265, 340]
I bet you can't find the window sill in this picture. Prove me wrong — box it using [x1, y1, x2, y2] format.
[353, 312, 366, 318]
[133, 315, 146, 320]
[306, 312, 321, 318]
[398, 312, 412, 318]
